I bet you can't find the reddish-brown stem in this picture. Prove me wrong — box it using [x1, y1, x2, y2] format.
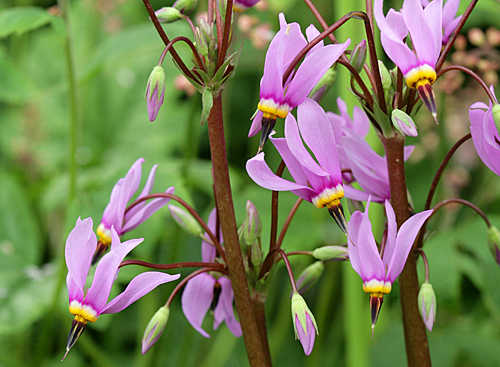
[161, 36, 206, 76]
[382, 136, 431, 367]
[142, 0, 198, 82]
[302, 0, 337, 44]
[270, 160, 286, 250]
[286, 251, 313, 256]
[425, 133, 472, 210]
[207, 94, 271, 366]
[431, 198, 491, 227]
[119, 260, 226, 271]
[273, 248, 298, 293]
[437, 66, 496, 103]
[416, 249, 430, 283]
[216, 0, 234, 70]
[435, 0, 479, 72]
[215, 1, 223, 56]
[277, 198, 303, 249]
[397, 68, 404, 109]
[339, 59, 374, 109]
[124, 192, 225, 263]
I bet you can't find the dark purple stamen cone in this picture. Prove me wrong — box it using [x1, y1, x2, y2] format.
[258, 117, 277, 153]
[63, 319, 86, 361]
[417, 83, 438, 123]
[369, 295, 384, 337]
[328, 203, 348, 235]
[91, 240, 110, 265]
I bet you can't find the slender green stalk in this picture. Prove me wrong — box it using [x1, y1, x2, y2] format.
[207, 94, 271, 366]
[382, 136, 431, 367]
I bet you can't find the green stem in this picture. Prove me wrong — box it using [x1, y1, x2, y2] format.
[382, 135, 431, 367]
[207, 94, 271, 366]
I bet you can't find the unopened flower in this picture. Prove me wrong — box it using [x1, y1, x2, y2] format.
[181, 209, 242, 338]
[172, 0, 198, 15]
[249, 13, 350, 151]
[94, 158, 174, 264]
[242, 200, 262, 245]
[145, 65, 166, 122]
[233, 0, 261, 12]
[291, 292, 318, 355]
[347, 199, 432, 333]
[142, 306, 170, 354]
[63, 218, 180, 360]
[469, 87, 500, 177]
[487, 225, 500, 266]
[295, 262, 325, 294]
[374, 0, 442, 120]
[247, 99, 348, 234]
[312, 246, 349, 261]
[154, 7, 182, 23]
[168, 205, 204, 237]
[392, 109, 418, 137]
[418, 282, 437, 331]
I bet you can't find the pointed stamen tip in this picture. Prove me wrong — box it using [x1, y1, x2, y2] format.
[327, 204, 348, 235]
[371, 324, 376, 338]
[432, 112, 439, 124]
[62, 349, 70, 361]
[256, 146, 263, 155]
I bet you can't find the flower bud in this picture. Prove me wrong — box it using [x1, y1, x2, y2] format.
[378, 60, 392, 91]
[295, 261, 324, 294]
[155, 7, 182, 23]
[308, 67, 336, 102]
[194, 27, 209, 58]
[350, 40, 367, 73]
[291, 292, 318, 356]
[173, 0, 198, 15]
[243, 201, 262, 245]
[250, 239, 263, 268]
[487, 225, 500, 266]
[312, 246, 348, 261]
[418, 282, 436, 332]
[492, 103, 500, 130]
[142, 306, 170, 354]
[168, 205, 203, 237]
[233, 0, 261, 12]
[145, 65, 166, 122]
[391, 109, 418, 137]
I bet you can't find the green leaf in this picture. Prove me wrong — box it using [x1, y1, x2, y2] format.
[200, 87, 213, 125]
[0, 7, 54, 39]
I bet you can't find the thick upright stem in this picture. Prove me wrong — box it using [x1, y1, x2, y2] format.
[207, 94, 272, 367]
[382, 136, 431, 367]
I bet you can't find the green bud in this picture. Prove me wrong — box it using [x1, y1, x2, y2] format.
[378, 60, 392, 91]
[195, 27, 209, 58]
[308, 67, 337, 102]
[155, 7, 182, 23]
[487, 226, 500, 266]
[168, 205, 203, 237]
[391, 109, 418, 137]
[173, 0, 198, 15]
[312, 246, 348, 261]
[492, 103, 500, 130]
[250, 239, 263, 269]
[350, 40, 367, 73]
[418, 283, 436, 332]
[142, 306, 170, 354]
[295, 261, 325, 294]
[243, 201, 262, 246]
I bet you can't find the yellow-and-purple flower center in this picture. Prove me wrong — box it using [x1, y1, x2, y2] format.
[69, 300, 99, 323]
[405, 64, 437, 89]
[363, 279, 392, 297]
[311, 184, 344, 209]
[258, 98, 292, 120]
[97, 223, 112, 246]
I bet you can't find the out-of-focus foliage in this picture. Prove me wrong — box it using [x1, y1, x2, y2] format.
[0, 0, 499, 366]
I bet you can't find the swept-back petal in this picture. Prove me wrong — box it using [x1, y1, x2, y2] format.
[386, 209, 433, 282]
[381, 200, 398, 269]
[246, 153, 314, 202]
[66, 217, 97, 303]
[347, 211, 364, 278]
[202, 208, 220, 263]
[181, 273, 216, 338]
[284, 42, 350, 108]
[101, 272, 180, 314]
[125, 164, 158, 220]
[422, 0, 443, 62]
[213, 277, 242, 337]
[297, 99, 341, 181]
[85, 230, 143, 313]
[305, 24, 323, 54]
[271, 136, 309, 187]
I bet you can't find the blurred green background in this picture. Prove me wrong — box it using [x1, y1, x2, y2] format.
[1, 0, 500, 366]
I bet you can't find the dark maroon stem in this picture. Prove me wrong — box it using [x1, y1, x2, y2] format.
[382, 136, 431, 367]
[431, 198, 491, 228]
[273, 248, 298, 293]
[437, 66, 496, 103]
[119, 260, 226, 271]
[124, 192, 225, 262]
[277, 198, 303, 249]
[216, 0, 234, 70]
[416, 249, 430, 283]
[207, 94, 271, 367]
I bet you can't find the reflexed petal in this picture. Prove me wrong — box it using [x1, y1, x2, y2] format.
[297, 99, 341, 181]
[102, 272, 180, 314]
[181, 273, 216, 338]
[202, 208, 219, 263]
[123, 186, 175, 232]
[213, 277, 242, 337]
[125, 164, 159, 220]
[248, 111, 264, 137]
[65, 217, 97, 303]
[443, 16, 462, 44]
[422, 0, 443, 62]
[382, 200, 398, 269]
[85, 230, 143, 313]
[352, 106, 370, 137]
[347, 211, 364, 278]
[271, 136, 309, 187]
[442, 0, 460, 25]
[285, 42, 350, 108]
[386, 209, 433, 282]
[246, 153, 314, 201]
[305, 24, 323, 53]
[343, 185, 372, 202]
[295, 313, 316, 356]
